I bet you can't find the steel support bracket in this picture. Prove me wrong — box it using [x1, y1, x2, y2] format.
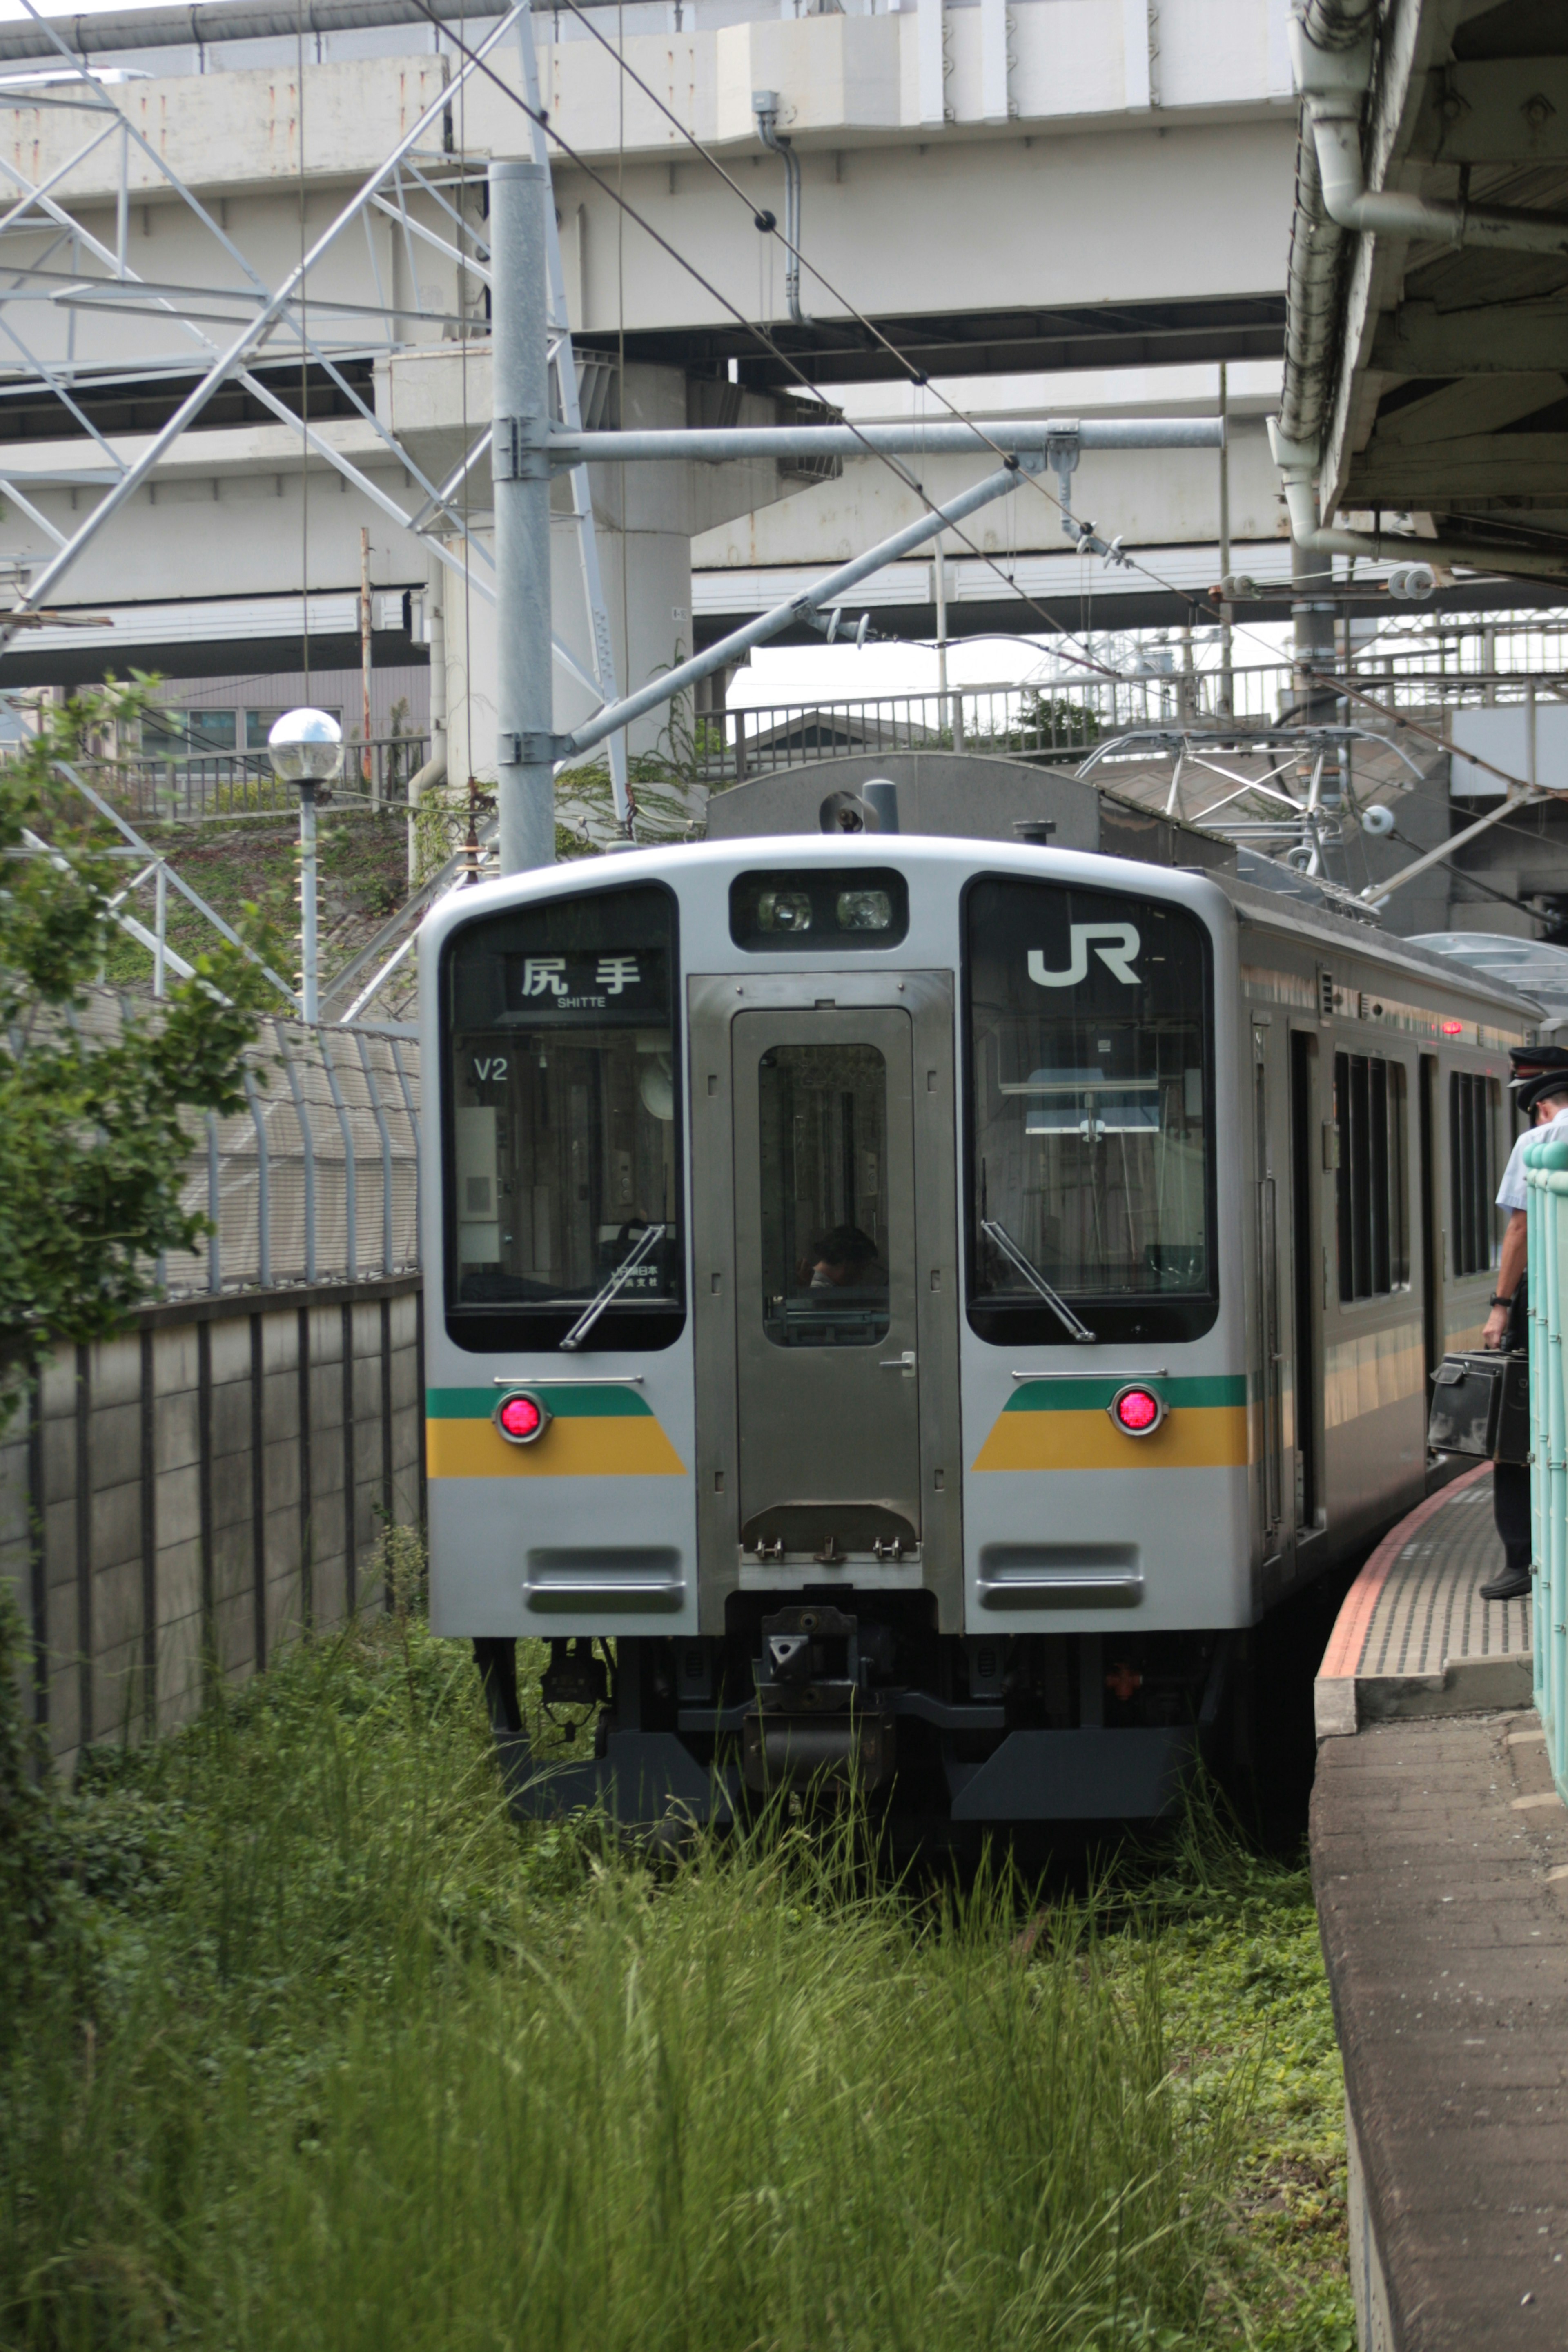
[493, 412, 551, 482]
[499, 729, 569, 765]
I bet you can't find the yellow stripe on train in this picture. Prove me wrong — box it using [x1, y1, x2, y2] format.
[426, 1417, 686, 1479]
[971, 1405, 1250, 1474]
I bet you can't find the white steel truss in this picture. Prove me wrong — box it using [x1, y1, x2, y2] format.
[0, 0, 630, 818]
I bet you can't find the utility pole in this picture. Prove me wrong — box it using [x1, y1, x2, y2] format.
[491, 157, 555, 877]
[1217, 361, 1233, 722]
[359, 526, 375, 803]
[298, 783, 320, 1022]
[1291, 536, 1336, 733]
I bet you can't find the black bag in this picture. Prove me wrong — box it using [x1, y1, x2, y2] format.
[1428, 1351, 1531, 1465]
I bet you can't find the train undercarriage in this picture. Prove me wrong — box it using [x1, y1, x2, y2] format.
[474, 1607, 1234, 1831]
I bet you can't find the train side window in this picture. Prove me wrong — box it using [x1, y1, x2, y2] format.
[439, 881, 685, 1352]
[963, 874, 1218, 1345]
[1334, 1052, 1409, 1301]
[1449, 1071, 1499, 1278]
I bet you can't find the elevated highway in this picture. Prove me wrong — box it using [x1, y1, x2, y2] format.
[0, 0, 1303, 749]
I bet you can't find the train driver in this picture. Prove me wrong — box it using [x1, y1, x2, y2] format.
[1479, 1047, 1568, 1602]
[807, 1226, 888, 1291]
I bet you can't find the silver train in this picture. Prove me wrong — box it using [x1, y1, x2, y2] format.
[420, 754, 1535, 1825]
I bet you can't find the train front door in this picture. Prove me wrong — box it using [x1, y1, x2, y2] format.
[731, 1002, 922, 1561]
[689, 968, 964, 1628]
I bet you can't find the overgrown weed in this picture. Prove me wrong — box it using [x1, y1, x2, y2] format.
[0, 1592, 1350, 2350]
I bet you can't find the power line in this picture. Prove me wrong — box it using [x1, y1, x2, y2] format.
[523, 0, 1334, 685]
[405, 0, 1138, 684]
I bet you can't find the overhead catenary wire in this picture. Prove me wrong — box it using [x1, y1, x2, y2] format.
[495, 0, 1481, 692]
[2, 0, 1468, 723]
[13, 0, 1539, 756]
[402, 0, 1134, 685]
[297, 0, 310, 690]
[453, 0, 1539, 712]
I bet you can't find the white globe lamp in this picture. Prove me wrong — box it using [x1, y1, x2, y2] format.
[269, 708, 342, 1024]
[267, 706, 343, 789]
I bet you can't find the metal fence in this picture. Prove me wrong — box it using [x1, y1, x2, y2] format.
[67, 989, 422, 1299]
[1528, 1130, 1568, 1799]
[102, 735, 430, 823]
[701, 644, 1568, 784]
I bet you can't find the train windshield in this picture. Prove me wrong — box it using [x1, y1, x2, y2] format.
[965, 875, 1217, 1344]
[441, 882, 684, 1350]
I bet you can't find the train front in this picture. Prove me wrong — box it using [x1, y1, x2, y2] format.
[421, 840, 1247, 1827]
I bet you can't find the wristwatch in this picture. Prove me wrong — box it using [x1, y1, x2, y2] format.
[1490, 1294, 1516, 1309]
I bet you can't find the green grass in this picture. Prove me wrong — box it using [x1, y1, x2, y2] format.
[0, 1598, 1353, 2352]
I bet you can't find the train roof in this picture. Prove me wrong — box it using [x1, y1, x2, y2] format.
[428, 751, 1543, 1032]
[696, 751, 1545, 1029]
[1210, 871, 1545, 1024]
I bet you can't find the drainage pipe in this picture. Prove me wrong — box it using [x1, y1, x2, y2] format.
[1269, 418, 1568, 584]
[753, 93, 811, 328]
[1291, 6, 1568, 257]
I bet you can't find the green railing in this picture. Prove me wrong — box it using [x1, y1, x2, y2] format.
[1527, 1133, 1568, 1788]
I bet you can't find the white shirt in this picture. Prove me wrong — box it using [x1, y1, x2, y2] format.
[1497, 1107, 1568, 1213]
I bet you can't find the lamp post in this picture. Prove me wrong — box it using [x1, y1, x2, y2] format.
[268, 708, 343, 1025]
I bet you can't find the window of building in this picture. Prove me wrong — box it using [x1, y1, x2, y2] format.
[1450, 1071, 1499, 1278]
[1335, 1053, 1410, 1301]
[140, 708, 238, 757]
[245, 707, 340, 750]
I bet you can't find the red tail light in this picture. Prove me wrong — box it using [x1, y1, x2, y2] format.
[1109, 1384, 1165, 1437]
[494, 1390, 550, 1444]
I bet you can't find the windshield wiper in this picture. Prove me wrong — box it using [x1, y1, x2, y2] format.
[981, 1218, 1097, 1344]
[559, 1223, 668, 1353]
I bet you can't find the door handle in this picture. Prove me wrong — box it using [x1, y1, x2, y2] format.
[879, 1351, 917, 1374]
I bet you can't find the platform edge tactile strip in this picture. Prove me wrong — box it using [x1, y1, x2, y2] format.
[1315, 1467, 1532, 1740]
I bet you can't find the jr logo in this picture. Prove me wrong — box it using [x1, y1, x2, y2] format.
[1027, 924, 1142, 989]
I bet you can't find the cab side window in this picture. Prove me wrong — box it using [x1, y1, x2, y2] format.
[1335, 1052, 1409, 1301]
[1449, 1071, 1499, 1278]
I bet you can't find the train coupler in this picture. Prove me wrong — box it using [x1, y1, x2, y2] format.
[742, 1604, 896, 1793]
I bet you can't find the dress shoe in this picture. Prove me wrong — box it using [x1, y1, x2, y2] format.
[1480, 1565, 1532, 1603]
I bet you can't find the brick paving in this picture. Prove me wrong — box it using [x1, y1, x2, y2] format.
[1314, 1703, 1568, 2345]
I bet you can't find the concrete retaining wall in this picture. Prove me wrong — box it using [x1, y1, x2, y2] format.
[0, 1275, 425, 1773]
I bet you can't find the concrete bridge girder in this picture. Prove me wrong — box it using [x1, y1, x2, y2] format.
[0, 0, 1302, 751]
[548, 120, 1295, 352]
[0, 349, 826, 760]
[0, 12, 1295, 366]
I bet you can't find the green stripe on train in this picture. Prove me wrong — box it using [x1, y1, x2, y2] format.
[425, 1386, 653, 1419]
[1004, 1374, 1248, 1413]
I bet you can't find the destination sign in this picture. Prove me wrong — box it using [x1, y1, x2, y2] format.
[501, 947, 667, 1019]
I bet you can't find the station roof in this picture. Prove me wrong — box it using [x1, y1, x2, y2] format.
[1284, 0, 1568, 583]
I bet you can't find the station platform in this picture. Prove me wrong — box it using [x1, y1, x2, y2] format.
[1310, 1466, 1568, 2350]
[1314, 1466, 1532, 1741]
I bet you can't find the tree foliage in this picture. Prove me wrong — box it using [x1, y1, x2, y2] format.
[0, 679, 283, 1423]
[1018, 688, 1100, 748]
